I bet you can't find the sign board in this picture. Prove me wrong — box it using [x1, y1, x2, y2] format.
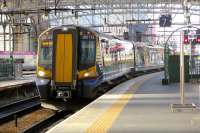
[159, 14, 172, 27]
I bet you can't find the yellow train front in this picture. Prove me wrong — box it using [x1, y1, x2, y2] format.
[36, 25, 140, 100]
[37, 25, 105, 100]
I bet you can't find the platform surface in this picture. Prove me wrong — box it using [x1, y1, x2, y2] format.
[0, 79, 34, 91]
[47, 72, 200, 133]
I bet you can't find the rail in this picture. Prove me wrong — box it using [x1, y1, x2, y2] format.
[0, 80, 40, 123]
[22, 110, 73, 133]
[0, 96, 41, 123]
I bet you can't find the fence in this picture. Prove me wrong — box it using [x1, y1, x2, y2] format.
[0, 58, 13, 80]
[189, 57, 200, 80]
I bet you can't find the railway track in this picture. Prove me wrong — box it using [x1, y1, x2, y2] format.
[20, 98, 92, 133]
[0, 97, 91, 133]
[0, 96, 41, 124]
[22, 110, 73, 133]
[0, 80, 41, 124]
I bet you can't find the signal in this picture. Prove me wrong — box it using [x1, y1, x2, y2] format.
[196, 29, 200, 43]
[159, 14, 172, 27]
[196, 37, 200, 43]
[183, 30, 189, 44]
[183, 36, 189, 44]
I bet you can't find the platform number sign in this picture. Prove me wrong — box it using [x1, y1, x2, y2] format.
[159, 14, 172, 27]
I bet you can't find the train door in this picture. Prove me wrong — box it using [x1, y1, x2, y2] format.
[52, 28, 78, 99]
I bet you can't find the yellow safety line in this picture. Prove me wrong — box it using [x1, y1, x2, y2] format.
[86, 78, 148, 133]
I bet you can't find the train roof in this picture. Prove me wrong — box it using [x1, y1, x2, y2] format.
[40, 25, 122, 39]
[133, 42, 164, 49]
[39, 25, 162, 49]
[39, 25, 99, 38]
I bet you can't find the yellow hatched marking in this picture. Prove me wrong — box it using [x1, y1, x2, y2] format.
[86, 79, 146, 133]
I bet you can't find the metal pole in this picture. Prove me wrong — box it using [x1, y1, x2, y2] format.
[28, 27, 31, 51]
[180, 32, 185, 105]
[9, 24, 11, 53]
[14, 114, 18, 127]
[133, 44, 136, 69]
[164, 27, 166, 79]
[164, 27, 165, 44]
[199, 83, 200, 107]
[12, 25, 15, 77]
[3, 23, 6, 51]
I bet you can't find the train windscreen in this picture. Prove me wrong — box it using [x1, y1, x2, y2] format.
[79, 32, 96, 69]
[38, 41, 53, 69]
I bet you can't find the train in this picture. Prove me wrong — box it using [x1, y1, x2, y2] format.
[36, 25, 164, 100]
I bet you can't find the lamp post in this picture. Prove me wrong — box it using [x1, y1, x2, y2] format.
[180, 0, 189, 106]
[27, 26, 31, 52]
[2, 22, 6, 51]
[170, 0, 196, 112]
[180, 31, 185, 105]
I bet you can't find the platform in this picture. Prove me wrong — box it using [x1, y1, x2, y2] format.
[47, 72, 200, 133]
[0, 79, 35, 91]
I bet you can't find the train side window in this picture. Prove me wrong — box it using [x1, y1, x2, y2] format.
[38, 43, 52, 69]
[79, 38, 96, 70]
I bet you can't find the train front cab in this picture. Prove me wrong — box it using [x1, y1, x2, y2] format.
[52, 28, 78, 99]
[37, 26, 102, 100]
[37, 27, 78, 100]
[77, 29, 103, 99]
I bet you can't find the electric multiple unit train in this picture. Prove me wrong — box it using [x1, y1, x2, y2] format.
[36, 25, 164, 100]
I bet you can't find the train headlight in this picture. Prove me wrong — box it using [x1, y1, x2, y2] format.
[62, 27, 68, 31]
[84, 72, 89, 77]
[38, 71, 45, 76]
[83, 71, 96, 78]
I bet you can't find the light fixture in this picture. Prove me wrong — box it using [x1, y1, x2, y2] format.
[42, 11, 49, 20]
